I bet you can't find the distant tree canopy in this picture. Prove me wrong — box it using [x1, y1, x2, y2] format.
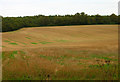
[1, 12, 119, 32]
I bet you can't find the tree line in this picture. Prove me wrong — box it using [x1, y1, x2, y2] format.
[1, 12, 119, 32]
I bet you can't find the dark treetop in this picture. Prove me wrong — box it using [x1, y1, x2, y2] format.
[1, 12, 119, 32]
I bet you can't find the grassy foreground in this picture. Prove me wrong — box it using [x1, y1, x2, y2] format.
[2, 48, 118, 80]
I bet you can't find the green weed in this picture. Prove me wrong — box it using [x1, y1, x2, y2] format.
[4, 40, 10, 42]
[31, 42, 38, 44]
[91, 55, 113, 60]
[20, 51, 26, 54]
[39, 55, 52, 61]
[9, 51, 18, 59]
[9, 43, 18, 45]
[2, 46, 5, 47]
[56, 61, 64, 65]
[39, 41, 53, 44]
[26, 37, 31, 39]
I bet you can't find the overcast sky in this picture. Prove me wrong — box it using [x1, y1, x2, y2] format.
[0, 0, 119, 17]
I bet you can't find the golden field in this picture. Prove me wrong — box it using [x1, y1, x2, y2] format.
[2, 25, 118, 80]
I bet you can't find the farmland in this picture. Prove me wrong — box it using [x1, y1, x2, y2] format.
[1, 25, 118, 80]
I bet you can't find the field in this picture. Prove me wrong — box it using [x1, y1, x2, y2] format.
[1, 25, 118, 80]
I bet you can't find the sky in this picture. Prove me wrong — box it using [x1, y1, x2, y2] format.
[0, 0, 119, 17]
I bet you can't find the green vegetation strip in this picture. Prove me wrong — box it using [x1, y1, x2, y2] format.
[26, 37, 31, 39]
[0, 46, 5, 47]
[7, 39, 27, 45]
[91, 54, 118, 61]
[9, 43, 18, 45]
[31, 42, 38, 44]
[4, 40, 10, 42]
[55, 40, 68, 42]
[2, 46, 5, 47]
[39, 41, 53, 44]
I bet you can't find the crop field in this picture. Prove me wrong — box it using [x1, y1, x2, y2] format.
[1, 25, 118, 80]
